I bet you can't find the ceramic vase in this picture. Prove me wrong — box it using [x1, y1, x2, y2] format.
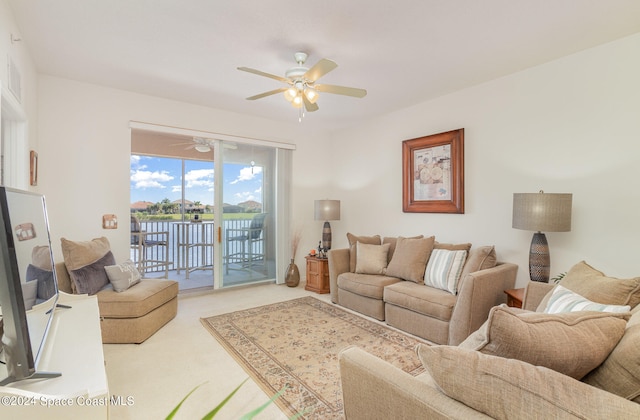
[285, 259, 300, 287]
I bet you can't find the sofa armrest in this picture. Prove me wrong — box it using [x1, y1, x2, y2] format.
[328, 248, 350, 304]
[339, 346, 490, 420]
[522, 281, 554, 311]
[448, 262, 518, 345]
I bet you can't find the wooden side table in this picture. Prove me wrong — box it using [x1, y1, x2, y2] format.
[505, 288, 525, 309]
[305, 255, 330, 294]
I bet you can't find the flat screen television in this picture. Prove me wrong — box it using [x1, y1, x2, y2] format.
[0, 186, 61, 385]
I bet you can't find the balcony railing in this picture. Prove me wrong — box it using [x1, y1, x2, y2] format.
[132, 218, 260, 273]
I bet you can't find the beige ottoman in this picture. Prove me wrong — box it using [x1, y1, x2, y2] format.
[96, 279, 178, 344]
[55, 263, 178, 344]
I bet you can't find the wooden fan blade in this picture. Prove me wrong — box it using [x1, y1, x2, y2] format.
[303, 95, 319, 112]
[315, 84, 367, 98]
[304, 59, 337, 82]
[246, 87, 287, 100]
[237, 67, 290, 83]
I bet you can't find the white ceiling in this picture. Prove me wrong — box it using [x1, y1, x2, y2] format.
[7, 0, 640, 131]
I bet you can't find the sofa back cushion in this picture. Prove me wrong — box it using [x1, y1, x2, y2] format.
[347, 233, 381, 272]
[419, 345, 640, 419]
[459, 246, 496, 279]
[385, 236, 435, 283]
[582, 307, 640, 403]
[537, 261, 640, 311]
[459, 304, 628, 380]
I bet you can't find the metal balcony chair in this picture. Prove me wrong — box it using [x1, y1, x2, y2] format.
[130, 215, 170, 278]
[224, 213, 266, 274]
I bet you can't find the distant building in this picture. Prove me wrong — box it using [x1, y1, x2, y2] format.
[131, 201, 154, 212]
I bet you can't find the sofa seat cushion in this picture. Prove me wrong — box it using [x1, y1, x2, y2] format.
[384, 281, 457, 321]
[337, 273, 401, 300]
[96, 279, 178, 318]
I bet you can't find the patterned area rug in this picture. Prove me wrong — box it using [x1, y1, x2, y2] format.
[200, 296, 427, 419]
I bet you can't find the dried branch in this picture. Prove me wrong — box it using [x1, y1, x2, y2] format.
[291, 226, 303, 259]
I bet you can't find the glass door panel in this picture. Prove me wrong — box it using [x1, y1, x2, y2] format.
[219, 142, 276, 287]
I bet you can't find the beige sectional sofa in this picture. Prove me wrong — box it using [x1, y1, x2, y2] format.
[328, 234, 518, 345]
[339, 261, 640, 419]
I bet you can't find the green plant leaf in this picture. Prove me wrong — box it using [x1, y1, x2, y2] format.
[201, 378, 249, 420]
[165, 382, 207, 420]
[238, 384, 288, 420]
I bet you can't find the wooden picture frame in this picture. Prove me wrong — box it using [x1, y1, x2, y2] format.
[29, 150, 38, 186]
[402, 128, 464, 213]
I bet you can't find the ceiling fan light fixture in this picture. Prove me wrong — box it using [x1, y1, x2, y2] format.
[304, 87, 319, 104]
[284, 86, 297, 102]
[195, 144, 211, 153]
[291, 94, 304, 108]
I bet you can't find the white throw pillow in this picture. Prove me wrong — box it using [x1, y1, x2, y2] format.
[355, 242, 390, 275]
[544, 285, 631, 314]
[104, 259, 142, 292]
[424, 249, 467, 294]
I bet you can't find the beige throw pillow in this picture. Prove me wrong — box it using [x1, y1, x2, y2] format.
[419, 345, 640, 420]
[61, 237, 114, 295]
[346, 233, 381, 272]
[385, 236, 435, 283]
[382, 235, 424, 263]
[355, 242, 390, 275]
[538, 261, 640, 312]
[459, 304, 628, 379]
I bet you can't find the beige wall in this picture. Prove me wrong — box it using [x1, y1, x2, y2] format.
[324, 33, 640, 287]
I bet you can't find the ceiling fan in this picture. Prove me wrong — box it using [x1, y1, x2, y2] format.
[173, 137, 238, 153]
[238, 52, 367, 117]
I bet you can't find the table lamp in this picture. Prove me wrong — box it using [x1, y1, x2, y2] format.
[314, 199, 340, 252]
[512, 191, 572, 282]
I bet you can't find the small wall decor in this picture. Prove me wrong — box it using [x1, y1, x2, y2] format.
[102, 214, 118, 229]
[402, 128, 464, 213]
[29, 150, 38, 186]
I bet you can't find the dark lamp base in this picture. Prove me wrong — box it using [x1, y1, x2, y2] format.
[529, 232, 550, 282]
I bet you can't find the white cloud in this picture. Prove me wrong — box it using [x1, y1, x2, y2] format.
[130, 169, 173, 189]
[170, 168, 214, 193]
[230, 166, 262, 184]
[234, 191, 256, 202]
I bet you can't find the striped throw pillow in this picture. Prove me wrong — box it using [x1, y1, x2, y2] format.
[544, 285, 631, 314]
[424, 249, 467, 294]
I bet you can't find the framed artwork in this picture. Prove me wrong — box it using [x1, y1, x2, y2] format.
[29, 150, 38, 186]
[402, 128, 464, 213]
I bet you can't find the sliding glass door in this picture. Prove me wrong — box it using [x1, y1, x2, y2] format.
[217, 142, 277, 287]
[131, 124, 291, 291]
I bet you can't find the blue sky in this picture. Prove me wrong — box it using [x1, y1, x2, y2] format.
[130, 155, 263, 205]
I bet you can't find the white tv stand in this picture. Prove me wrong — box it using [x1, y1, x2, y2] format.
[0, 292, 109, 419]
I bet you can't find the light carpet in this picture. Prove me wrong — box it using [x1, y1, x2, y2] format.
[200, 296, 427, 419]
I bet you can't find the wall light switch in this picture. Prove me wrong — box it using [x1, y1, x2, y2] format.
[102, 214, 118, 229]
